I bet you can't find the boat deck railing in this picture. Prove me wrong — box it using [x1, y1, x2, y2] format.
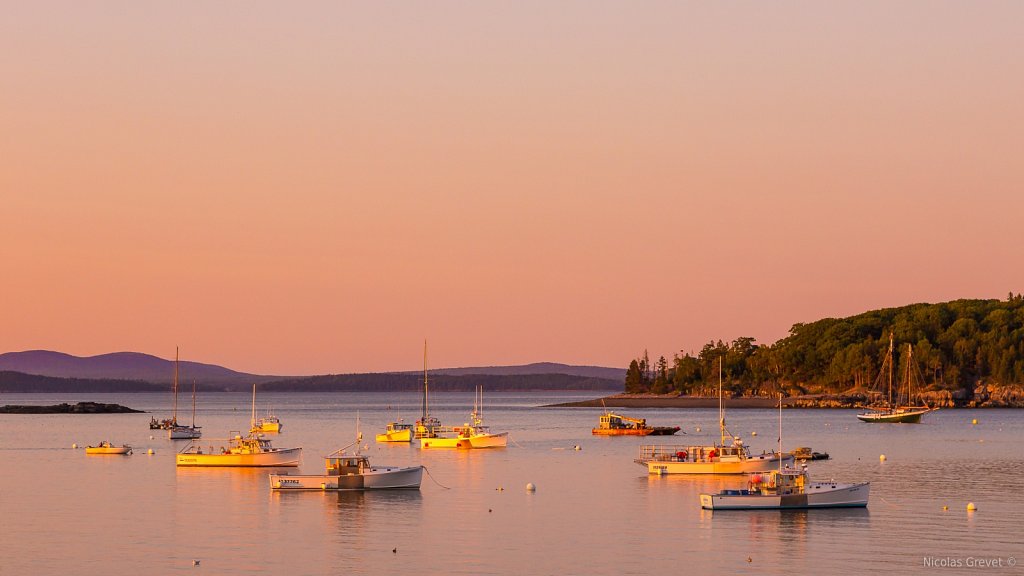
[637, 444, 747, 463]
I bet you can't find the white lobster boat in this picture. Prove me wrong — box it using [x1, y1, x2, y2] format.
[700, 468, 870, 510]
[271, 430, 422, 491]
[701, 392, 870, 510]
[637, 359, 790, 474]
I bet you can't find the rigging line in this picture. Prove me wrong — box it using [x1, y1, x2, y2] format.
[508, 436, 526, 449]
[422, 466, 451, 490]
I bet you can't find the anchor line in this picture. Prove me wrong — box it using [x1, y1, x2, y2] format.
[422, 466, 451, 490]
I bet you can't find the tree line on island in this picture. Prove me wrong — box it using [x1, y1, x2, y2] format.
[625, 296, 1024, 402]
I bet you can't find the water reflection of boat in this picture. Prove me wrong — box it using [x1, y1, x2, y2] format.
[85, 441, 132, 455]
[270, 431, 422, 491]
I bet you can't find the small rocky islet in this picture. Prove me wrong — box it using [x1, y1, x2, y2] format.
[0, 402, 143, 414]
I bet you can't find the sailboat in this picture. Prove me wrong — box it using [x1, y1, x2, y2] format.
[169, 349, 202, 440]
[413, 340, 441, 440]
[856, 332, 936, 423]
[175, 384, 301, 467]
[635, 357, 793, 474]
[700, 395, 870, 510]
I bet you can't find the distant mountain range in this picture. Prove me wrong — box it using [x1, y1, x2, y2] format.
[0, 350, 625, 392]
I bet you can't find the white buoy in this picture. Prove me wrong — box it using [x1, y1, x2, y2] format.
[573, 445, 581, 451]
[526, 483, 536, 492]
[942, 505, 949, 511]
[751, 431, 757, 437]
[879, 454, 887, 462]
[147, 449, 155, 455]
[72, 443, 78, 449]
[150, 435, 155, 439]
[696, 427, 701, 432]
[967, 502, 977, 511]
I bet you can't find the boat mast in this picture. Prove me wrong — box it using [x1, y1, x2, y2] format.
[422, 340, 429, 421]
[887, 332, 894, 409]
[251, 383, 257, 429]
[172, 346, 179, 424]
[191, 379, 197, 428]
[904, 344, 913, 407]
[719, 356, 725, 447]
[778, 392, 783, 475]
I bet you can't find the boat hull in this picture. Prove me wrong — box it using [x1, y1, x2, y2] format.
[856, 408, 933, 423]
[593, 428, 654, 436]
[421, 436, 471, 449]
[468, 432, 508, 448]
[255, 421, 281, 433]
[176, 447, 302, 467]
[700, 482, 870, 510]
[376, 429, 413, 443]
[270, 466, 423, 490]
[646, 453, 794, 475]
[86, 446, 132, 455]
[168, 426, 202, 440]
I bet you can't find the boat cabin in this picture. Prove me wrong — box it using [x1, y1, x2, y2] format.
[747, 469, 806, 495]
[325, 456, 370, 476]
[598, 413, 645, 430]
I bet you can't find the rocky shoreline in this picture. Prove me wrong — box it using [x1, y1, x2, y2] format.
[0, 402, 144, 414]
[547, 384, 1024, 409]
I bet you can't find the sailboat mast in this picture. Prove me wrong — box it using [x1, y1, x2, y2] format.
[719, 356, 725, 447]
[887, 332, 894, 408]
[191, 379, 197, 427]
[779, 392, 783, 474]
[173, 346, 179, 422]
[905, 344, 913, 407]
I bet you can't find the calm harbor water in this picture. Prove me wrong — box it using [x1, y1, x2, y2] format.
[2, 391, 1021, 575]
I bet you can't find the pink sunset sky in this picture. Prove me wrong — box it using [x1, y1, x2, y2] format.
[2, 2, 1022, 375]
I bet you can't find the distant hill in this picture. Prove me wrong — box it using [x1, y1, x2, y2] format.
[0, 350, 625, 392]
[414, 362, 625, 380]
[262, 372, 622, 392]
[0, 350, 279, 385]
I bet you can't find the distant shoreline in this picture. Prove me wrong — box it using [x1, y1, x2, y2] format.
[544, 393, 1024, 409]
[0, 402, 144, 414]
